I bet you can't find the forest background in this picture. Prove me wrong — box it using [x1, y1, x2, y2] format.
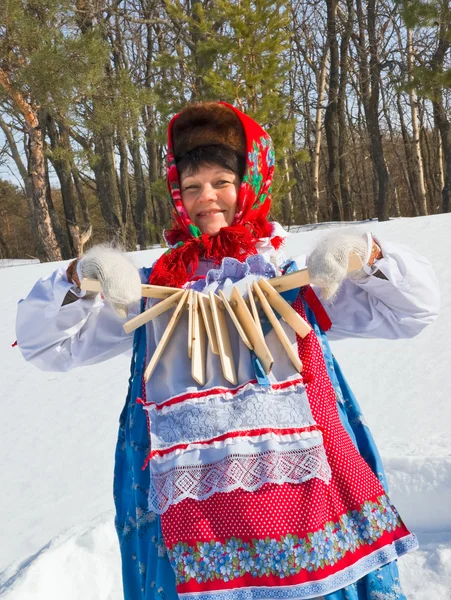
[0, 0, 450, 262]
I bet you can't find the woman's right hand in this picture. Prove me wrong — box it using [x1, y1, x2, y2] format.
[69, 246, 142, 318]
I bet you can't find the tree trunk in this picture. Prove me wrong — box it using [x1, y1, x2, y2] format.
[93, 133, 124, 240]
[117, 130, 135, 239]
[433, 100, 451, 213]
[0, 227, 10, 258]
[45, 113, 86, 255]
[143, 106, 165, 228]
[130, 126, 151, 247]
[324, 0, 342, 221]
[43, 155, 73, 258]
[430, 29, 451, 213]
[367, 0, 390, 221]
[338, 0, 354, 221]
[71, 166, 91, 227]
[311, 46, 329, 224]
[407, 29, 428, 215]
[27, 128, 63, 260]
[0, 70, 62, 261]
[355, 0, 389, 221]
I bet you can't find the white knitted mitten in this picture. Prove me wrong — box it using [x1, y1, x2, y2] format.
[307, 231, 371, 300]
[79, 246, 142, 318]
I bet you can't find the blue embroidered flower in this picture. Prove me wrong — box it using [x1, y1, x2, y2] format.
[266, 147, 275, 168]
[226, 538, 240, 558]
[255, 554, 270, 575]
[239, 550, 255, 572]
[363, 502, 375, 519]
[294, 545, 310, 569]
[374, 508, 388, 530]
[386, 508, 400, 530]
[266, 538, 280, 557]
[211, 541, 224, 559]
[310, 530, 326, 551]
[255, 539, 268, 556]
[359, 517, 375, 541]
[323, 538, 336, 564]
[324, 522, 336, 538]
[282, 536, 296, 553]
[310, 549, 323, 570]
[198, 542, 213, 560]
[183, 554, 198, 578]
[170, 542, 186, 562]
[219, 555, 234, 581]
[198, 560, 214, 580]
[273, 551, 289, 576]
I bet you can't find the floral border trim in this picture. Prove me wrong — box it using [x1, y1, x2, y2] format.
[168, 496, 403, 586]
[177, 535, 418, 600]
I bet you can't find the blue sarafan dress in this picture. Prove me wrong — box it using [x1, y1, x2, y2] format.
[113, 269, 405, 600]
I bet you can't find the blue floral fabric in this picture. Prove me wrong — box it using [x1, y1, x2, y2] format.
[114, 268, 178, 600]
[113, 275, 406, 600]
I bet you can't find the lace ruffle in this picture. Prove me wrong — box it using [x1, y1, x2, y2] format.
[149, 444, 331, 514]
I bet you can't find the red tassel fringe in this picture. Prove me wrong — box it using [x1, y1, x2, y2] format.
[150, 219, 283, 288]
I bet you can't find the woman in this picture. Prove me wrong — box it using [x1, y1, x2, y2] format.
[16, 102, 439, 600]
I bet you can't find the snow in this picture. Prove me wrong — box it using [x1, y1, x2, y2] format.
[0, 259, 40, 269]
[1, 214, 450, 599]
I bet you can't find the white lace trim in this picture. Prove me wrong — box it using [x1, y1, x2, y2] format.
[147, 385, 316, 452]
[150, 430, 322, 464]
[148, 445, 332, 514]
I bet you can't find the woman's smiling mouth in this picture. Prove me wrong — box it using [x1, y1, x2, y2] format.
[197, 209, 226, 218]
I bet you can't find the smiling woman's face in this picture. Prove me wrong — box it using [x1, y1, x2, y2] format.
[180, 164, 240, 236]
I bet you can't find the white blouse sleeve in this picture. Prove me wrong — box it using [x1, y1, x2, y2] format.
[299, 238, 440, 341]
[16, 266, 140, 372]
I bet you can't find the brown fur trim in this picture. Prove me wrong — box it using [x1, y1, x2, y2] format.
[172, 102, 246, 159]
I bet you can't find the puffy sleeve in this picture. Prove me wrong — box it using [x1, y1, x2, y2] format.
[16, 266, 140, 372]
[301, 237, 440, 341]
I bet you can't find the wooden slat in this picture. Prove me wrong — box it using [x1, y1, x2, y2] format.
[267, 253, 364, 293]
[218, 290, 252, 350]
[191, 292, 207, 386]
[257, 278, 311, 339]
[253, 282, 303, 373]
[230, 287, 273, 374]
[187, 289, 194, 358]
[80, 278, 102, 293]
[123, 289, 185, 334]
[144, 290, 189, 382]
[80, 278, 180, 299]
[198, 293, 219, 355]
[348, 253, 364, 272]
[140, 284, 182, 299]
[209, 292, 237, 385]
[247, 282, 264, 337]
[268, 269, 309, 293]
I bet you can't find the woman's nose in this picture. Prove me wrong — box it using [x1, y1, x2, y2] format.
[199, 184, 217, 202]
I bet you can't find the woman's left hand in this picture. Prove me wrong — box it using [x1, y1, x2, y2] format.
[307, 231, 380, 300]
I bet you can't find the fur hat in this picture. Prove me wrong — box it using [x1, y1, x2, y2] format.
[172, 102, 246, 160]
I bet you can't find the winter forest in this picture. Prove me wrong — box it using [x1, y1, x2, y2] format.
[0, 0, 450, 262]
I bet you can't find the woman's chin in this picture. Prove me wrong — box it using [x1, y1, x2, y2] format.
[196, 219, 229, 236]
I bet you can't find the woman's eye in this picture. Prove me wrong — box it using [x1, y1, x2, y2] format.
[182, 185, 198, 192]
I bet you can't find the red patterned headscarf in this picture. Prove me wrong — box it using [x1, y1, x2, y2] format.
[149, 102, 282, 288]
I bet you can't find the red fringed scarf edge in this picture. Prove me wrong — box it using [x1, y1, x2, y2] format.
[149, 220, 283, 288]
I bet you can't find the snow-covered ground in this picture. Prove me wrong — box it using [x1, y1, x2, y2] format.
[1, 214, 450, 599]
